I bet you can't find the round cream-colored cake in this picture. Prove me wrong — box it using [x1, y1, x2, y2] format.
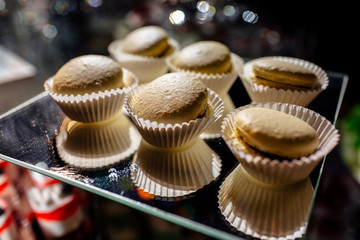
[132, 72, 212, 124]
[172, 41, 232, 74]
[52, 55, 126, 95]
[121, 25, 173, 57]
[246, 58, 318, 90]
[233, 107, 319, 159]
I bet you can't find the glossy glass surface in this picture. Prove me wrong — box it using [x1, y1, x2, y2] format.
[0, 72, 347, 239]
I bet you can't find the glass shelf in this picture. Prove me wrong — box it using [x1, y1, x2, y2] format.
[0, 72, 348, 240]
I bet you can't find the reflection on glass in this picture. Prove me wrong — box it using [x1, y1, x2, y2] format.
[131, 138, 221, 200]
[219, 164, 313, 239]
[56, 112, 141, 169]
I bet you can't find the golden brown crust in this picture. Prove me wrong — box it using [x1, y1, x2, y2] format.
[251, 58, 318, 88]
[132, 72, 210, 124]
[121, 26, 173, 57]
[172, 41, 232, 74]
[52, 55, 125, 95]
[233, 107, 319, 159]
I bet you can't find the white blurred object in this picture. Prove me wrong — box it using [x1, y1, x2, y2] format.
[0, 45, 37, 85]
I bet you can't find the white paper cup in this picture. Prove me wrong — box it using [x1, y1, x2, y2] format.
[218, 164, 313, 239]
[125, 86, 224, 148]
[238, 56, 329, 106]
[44, 68, 138, 123]
[56, 113, 141, 169]
[221, 102, 340, 185]
[131, 138, 221, 199]
[108, 38, 180, 84]
[167, 53, 244, 96]
[201, 93, 235, 139]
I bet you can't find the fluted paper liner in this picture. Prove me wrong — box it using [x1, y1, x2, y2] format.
[131, 138, 221, 199]
[239, 56, 329, 106]
[222, 102, 340, 185]
[218, 164, 313, 239]
[108, 38, 180, 84]
[201, 93, 235, 139]
[56, 113, 141, 169]
[125, 87, 224, 148]
[167, 53, 244, 96]
[44, 68, 138, 123]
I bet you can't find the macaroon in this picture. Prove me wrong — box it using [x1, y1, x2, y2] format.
[246, 58, 318, 90]
[52, 54, 128, 95]
[132, 72, 213, 124]
[108, 26, 180, 84]
[171, 41, 232, 74]
[45, 54, 138, 123]
[121, 25, 174, 58]
[232, 107, 319, 159]
[239, 56, 328, 107]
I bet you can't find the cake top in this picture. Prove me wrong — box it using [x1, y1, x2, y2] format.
[132, 72, 209, 124]
[234, 107, 319, 158]
[174, 41, 230, 68]
[121, 25, 170, 57]
[251, 58, 318, 88]
[52, 55, 125, 95]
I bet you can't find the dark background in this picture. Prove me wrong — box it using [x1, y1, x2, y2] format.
[0, 1, 357, 239]
[1, 0, 354, 93]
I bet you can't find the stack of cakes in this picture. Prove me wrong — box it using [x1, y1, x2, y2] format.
[125, 72, 224, 198]
[216, 55, 333, 238]
[44, 54, 140, 169]
[219, 102, 339, 238]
